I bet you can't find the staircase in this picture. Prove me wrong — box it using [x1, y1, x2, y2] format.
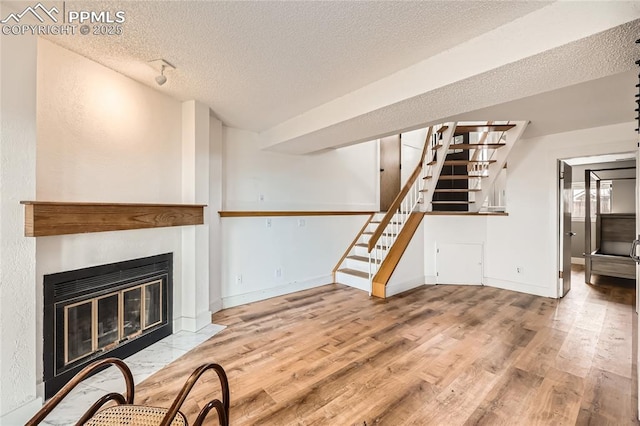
[333, 121, 528, 298]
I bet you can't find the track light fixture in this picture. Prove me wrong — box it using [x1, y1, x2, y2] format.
[155, 65, 167, 86]
[148, 59, 175, 87]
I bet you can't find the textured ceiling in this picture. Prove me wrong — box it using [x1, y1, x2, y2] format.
[268, 20, 640, 154]
[43, 1, 550, 131]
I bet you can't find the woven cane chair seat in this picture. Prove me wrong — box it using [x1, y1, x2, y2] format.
[26, 357, 229, 426]
[84, 405, 187, 426]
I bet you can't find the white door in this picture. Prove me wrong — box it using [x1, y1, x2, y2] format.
[631, 146, 640, 419]
[559, 161, 573, 297]
[436, 243, 483, 285]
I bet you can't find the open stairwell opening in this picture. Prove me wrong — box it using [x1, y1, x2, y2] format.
[333, 121, 529, 298]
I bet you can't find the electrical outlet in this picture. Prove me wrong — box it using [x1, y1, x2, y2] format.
[516, 267, 523, 274]
[258, 194, 265, 202]
[266, 218, 272, 228]
[275, 268, 282, 278]
[236, 275, 242, 284]
[298, 219, 306, 227]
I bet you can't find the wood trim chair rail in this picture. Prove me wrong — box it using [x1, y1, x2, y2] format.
[219, 211, 374, 217]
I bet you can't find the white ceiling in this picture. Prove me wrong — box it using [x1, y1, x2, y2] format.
[454, 69, 638, 140]
[44, 1, 551, 131]
[29, 1, 640, 155]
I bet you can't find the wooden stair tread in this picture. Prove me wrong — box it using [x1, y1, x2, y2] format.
[427, 159, 497, 166]
[436, 124, 516, 134]
[369, 221, 401, 225]
[356, 243, 388, 249]
[337, 268, 368, 279]
[431, 201, 476, 205]
[426, 175, 486, 180]
[433, 188, 481, 193]
[420, 188, 481, 193]
[346, 255, 379, 263]
[425, 211, 508, 216]
[434, 144, 506, 150]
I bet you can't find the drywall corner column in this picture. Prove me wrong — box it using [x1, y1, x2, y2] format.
[209, 116, 223, 314]
[0, 25, 41, 422]
[180, 100, 211, 331]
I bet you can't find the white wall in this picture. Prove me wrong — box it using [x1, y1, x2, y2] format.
[424, 216, 488, 285]
[420, 122, 636, 298]
[224, 127, 378, 211]
[386, 220, 426, 297]
[400, 128, 428, 186]
[484, 122, 636, 297]
[180, 100, 214, 331]
[0, 23, 40, 422]
[34, 39, 202, 395]
[209, 116, 224, 314]
[221, 215, 367, 307]
[36, 43, 182, 204]
[221, 126, 378, 306]
[612, 179, 636, 213]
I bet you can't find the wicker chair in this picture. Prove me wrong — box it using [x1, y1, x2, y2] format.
[26, 357, 229, 426]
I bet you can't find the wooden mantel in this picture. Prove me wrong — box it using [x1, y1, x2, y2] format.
[21, 201, 206, 237]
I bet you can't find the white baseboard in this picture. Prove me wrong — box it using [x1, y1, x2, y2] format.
[484, 277, 555, 298]
[386, 276, 427, 297]
[222, 274, 332, 309]
[424, 275, 437, 285]
[571, 257, 585, 265]
[174, 310, 212, 332]
[209, 298, 223, 315]
[0, 396, 43, 425]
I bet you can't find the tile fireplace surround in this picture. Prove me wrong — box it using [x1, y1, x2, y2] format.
[38, 323, 225, 426]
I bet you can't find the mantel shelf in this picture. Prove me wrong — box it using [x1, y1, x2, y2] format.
[21, 201, 206, 237]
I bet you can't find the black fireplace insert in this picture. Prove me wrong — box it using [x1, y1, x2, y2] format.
[43, 253, 173, 398]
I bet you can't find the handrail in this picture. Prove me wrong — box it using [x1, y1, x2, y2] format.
[332, 213, 375, 276]
[368, 164, 422, 252]
[418, 126, 434, 167]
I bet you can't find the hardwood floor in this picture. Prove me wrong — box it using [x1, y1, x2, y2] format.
[134, 267, 638, 425]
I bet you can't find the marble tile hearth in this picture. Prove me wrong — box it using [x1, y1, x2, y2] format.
[39, 323, 226, 426]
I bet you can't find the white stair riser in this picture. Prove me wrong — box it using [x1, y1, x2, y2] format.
[345, 258, 370, 273]
[354, 245, 370, 257]
[360, 234, 372, 243]
[335, 272, 370, 292]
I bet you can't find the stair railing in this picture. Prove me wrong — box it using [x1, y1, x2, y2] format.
[332, 213, 374, 282]
[421, 123, 458, 212]
[366, 125, 443, 289]
[470, 121, 528, 212]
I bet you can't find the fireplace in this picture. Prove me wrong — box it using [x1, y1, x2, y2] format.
[43, 253, 173, 398]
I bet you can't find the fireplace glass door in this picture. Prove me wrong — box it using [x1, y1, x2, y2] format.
[123, 287, 142, 339]
[62, 279, 164, 368]
[97, 294, 119, 350]
[65, 301, 93, 364]
[144, 280, 162, 329]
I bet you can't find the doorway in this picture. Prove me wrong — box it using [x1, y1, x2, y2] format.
[558, 153, 637, 297]
[379, 135, 401, 212]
